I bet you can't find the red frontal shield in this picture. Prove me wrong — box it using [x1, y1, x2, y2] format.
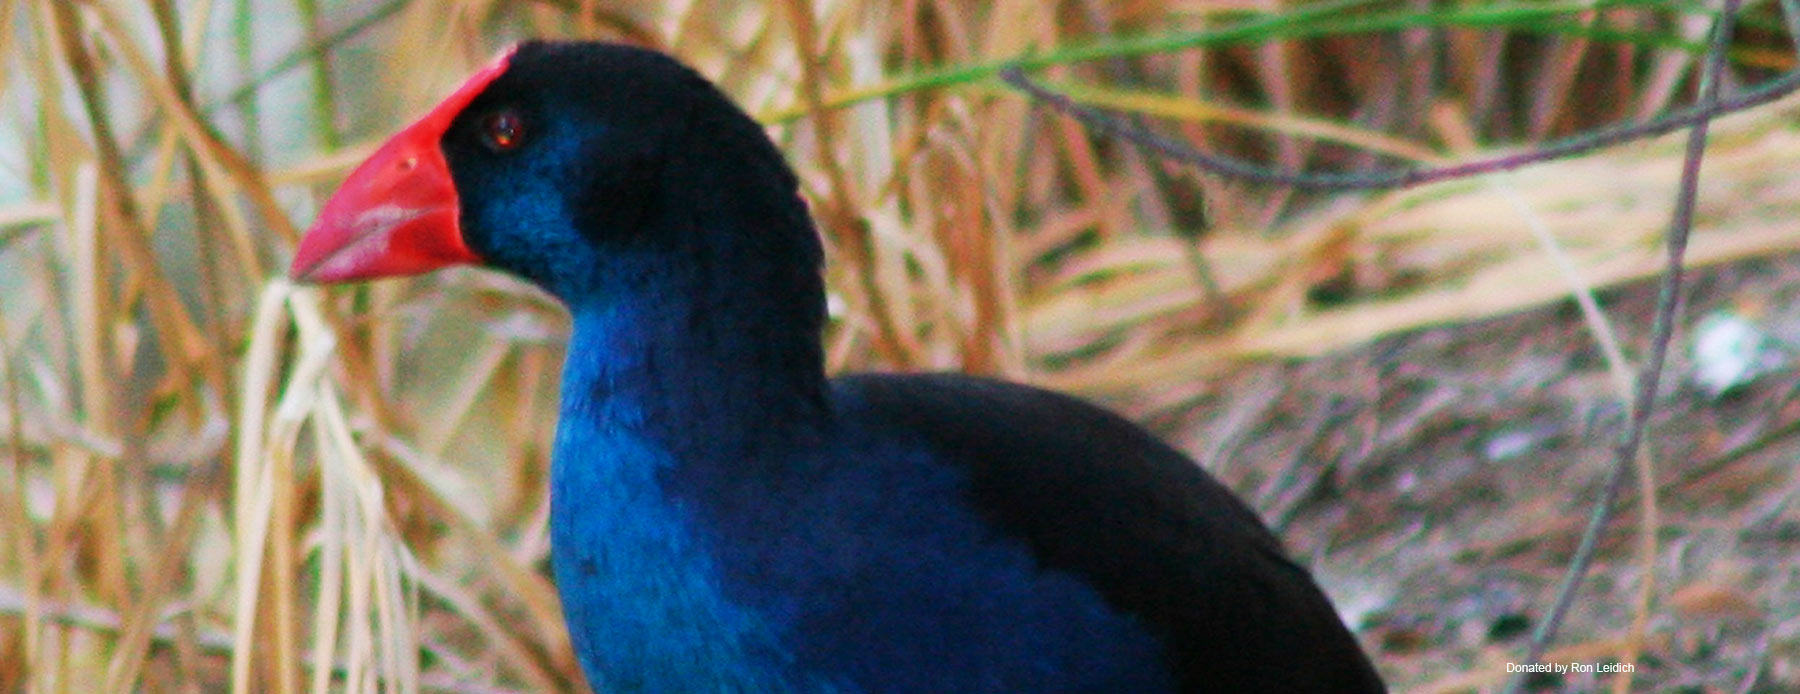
[290, 47, 516, 282]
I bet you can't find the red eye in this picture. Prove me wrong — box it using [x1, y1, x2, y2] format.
[482, 111, 524, 151]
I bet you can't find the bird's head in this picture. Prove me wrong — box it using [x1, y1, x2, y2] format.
[291, 41, 824, 311]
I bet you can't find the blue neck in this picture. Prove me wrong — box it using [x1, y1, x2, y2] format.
[548, 305, 833, 693]
[540, 121, 835, 689]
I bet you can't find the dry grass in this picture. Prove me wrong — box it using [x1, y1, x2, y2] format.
[3, 0, 1798, 692]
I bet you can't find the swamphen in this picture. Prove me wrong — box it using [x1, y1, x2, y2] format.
[291, 41, 1387, 693]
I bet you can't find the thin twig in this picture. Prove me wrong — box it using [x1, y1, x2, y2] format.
[1730, 633, 1770, 694]
[1001, 55, 1797, 191]
[1501, 0, 1739, 690]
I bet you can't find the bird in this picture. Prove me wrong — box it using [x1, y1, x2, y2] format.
[291, 40, 1387, 694]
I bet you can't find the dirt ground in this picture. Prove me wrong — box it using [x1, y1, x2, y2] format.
[1174, 253, 1800, 693]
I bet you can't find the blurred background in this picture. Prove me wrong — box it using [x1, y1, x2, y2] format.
[4, 0, 1800, 692]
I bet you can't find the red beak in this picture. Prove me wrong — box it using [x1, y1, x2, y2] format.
[290, 48, 516, 283]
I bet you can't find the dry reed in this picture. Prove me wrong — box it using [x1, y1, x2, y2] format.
[1, 0, 1793, 692]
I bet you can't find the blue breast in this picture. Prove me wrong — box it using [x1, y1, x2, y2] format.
[551, 418, 853, 692]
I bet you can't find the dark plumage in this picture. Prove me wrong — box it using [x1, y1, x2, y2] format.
[292, 40, 1386, 693]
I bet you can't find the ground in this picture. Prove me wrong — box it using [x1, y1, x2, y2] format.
[1196, 253, 1800, 692]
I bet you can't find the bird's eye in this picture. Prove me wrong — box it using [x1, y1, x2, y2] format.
[481, 110, 525, 152]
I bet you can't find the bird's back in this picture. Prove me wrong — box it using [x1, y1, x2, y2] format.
[808, 373, 1390, 693]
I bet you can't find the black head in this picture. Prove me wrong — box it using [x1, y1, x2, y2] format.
[292, 41, 827, 320]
